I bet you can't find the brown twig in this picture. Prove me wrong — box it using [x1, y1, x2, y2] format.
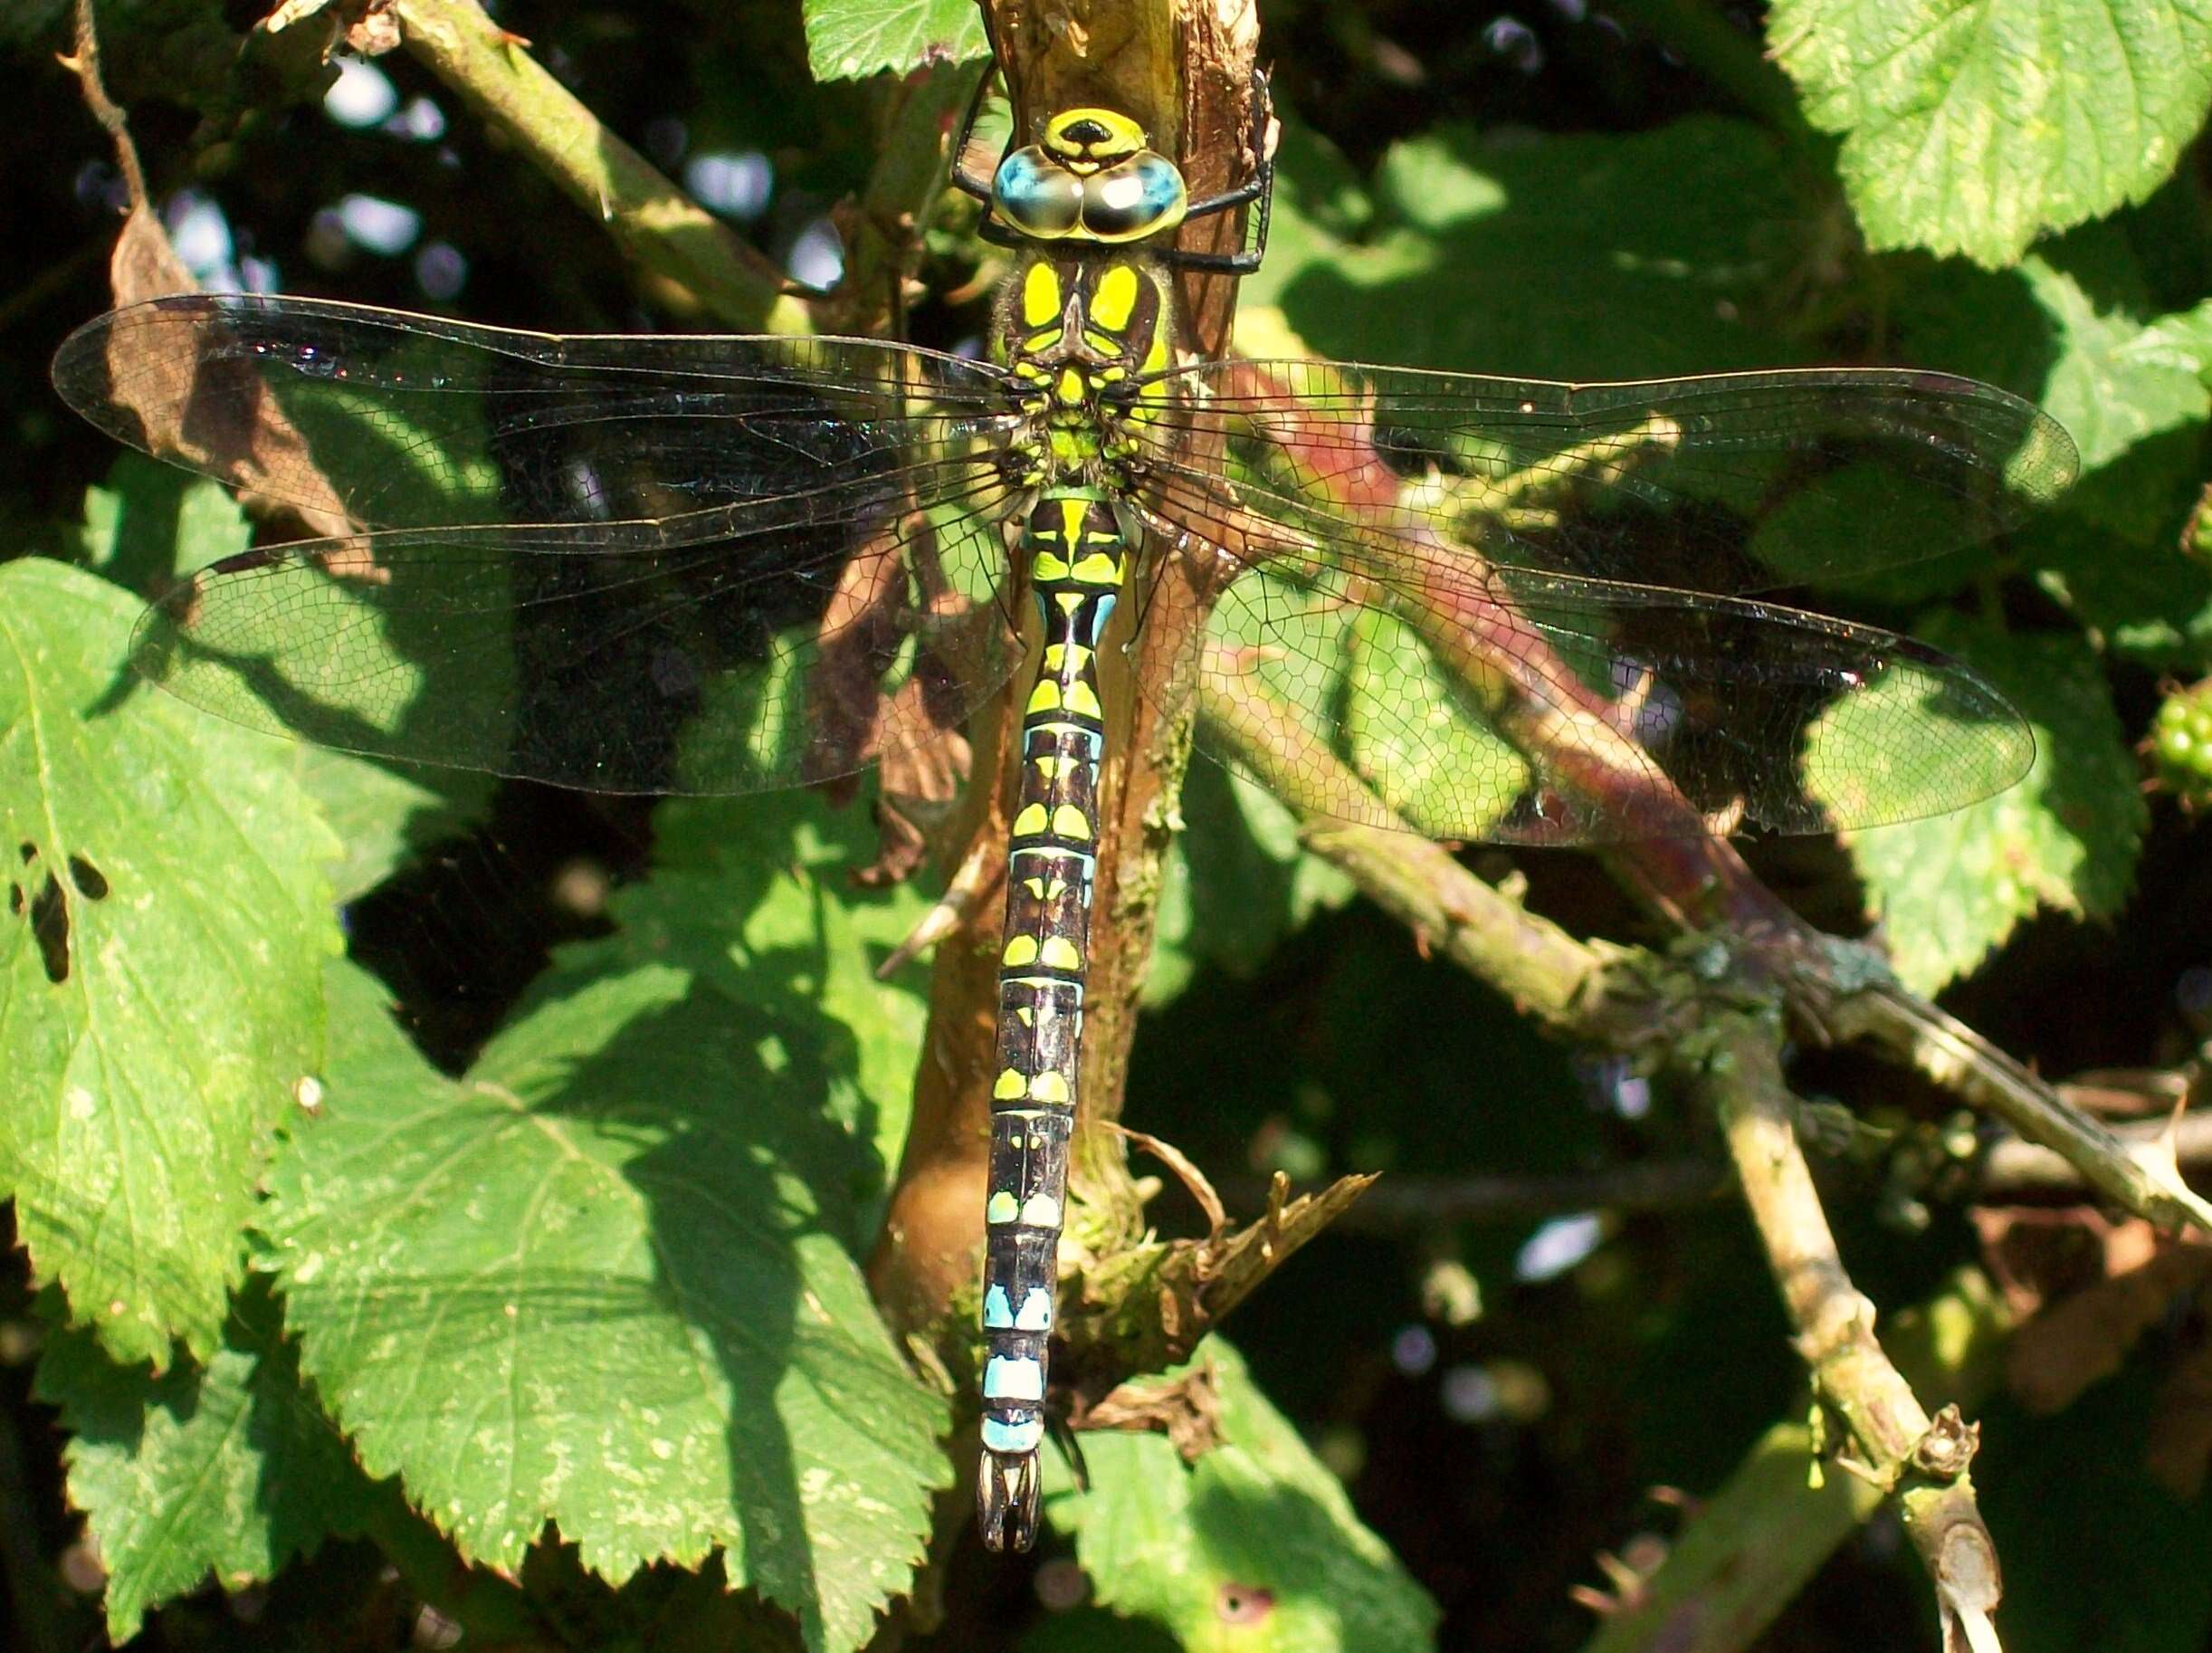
[1706, 1018, 2005, 1651]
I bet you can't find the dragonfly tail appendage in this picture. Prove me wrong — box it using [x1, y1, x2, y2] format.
[977, 491, 1130, 1552]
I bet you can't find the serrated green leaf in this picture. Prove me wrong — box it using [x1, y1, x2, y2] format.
[263, 941, 944, 1653]
[802, 0, 986, 81]
[0, 558, 340, 1367]
[36, 1276, 383, 1642]
[1045, 1341, 1438, 1653]
[629, 789, 939, 1237]
[1771, 0, 2212, 266]
[1810, 620, 2142, 992]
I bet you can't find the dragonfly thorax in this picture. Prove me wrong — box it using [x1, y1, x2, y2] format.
[996, 249, 1173, 492]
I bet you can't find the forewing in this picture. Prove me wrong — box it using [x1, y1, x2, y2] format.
[1145, 358, 2076, 598]
[52, 292, 1015, 534]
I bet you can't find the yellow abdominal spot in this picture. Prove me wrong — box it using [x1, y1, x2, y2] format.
[1003, 934, 1040, 967]
[1013, 802, 1049, 836]
[1070, 551, 1122, 585]
[987, 1190, 1021, 1224]
[1025, 680, 1062, 714]
[1033, 549, 1072, 581]
[994, 1069, 1027, 1100]
[1052, 805, 1092, 841]
[1062, 682, 1103, 719]
[1028, 1071, 1071, 1104]
[1039, 936, 1082, 971]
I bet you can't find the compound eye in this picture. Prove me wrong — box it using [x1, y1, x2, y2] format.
[1080, 152, 1187, 243]
[994, 148, 1084, 238]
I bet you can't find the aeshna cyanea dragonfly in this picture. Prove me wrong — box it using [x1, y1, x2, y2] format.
[51, 67, 2076, 1553]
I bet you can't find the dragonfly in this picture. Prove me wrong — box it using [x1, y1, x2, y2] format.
[51, 65, 2075, 1553]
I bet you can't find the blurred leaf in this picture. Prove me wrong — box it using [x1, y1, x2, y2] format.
[1814, 619, 2142, 993]
[803, 0, 986, 80]
[1018, 1606, 1184, 1653]
[1044, 1340, 1438, 1652]
[0, 557, 338, 1367]
[1771, 0, 2212, 266]
[36, 1277, 383, 1643]
[1149, 760, 1359, 1008]
[1246, 116, 1809, 378]
[263, 939, 945, 1653]
[1345, 609, 1526, 839]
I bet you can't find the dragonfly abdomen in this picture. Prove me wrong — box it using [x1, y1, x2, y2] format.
[977, 486, 1131, 1551]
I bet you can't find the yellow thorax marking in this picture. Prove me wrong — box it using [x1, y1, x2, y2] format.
[1022, 261, 1061, 328]
[1092, 263, 1140, 331]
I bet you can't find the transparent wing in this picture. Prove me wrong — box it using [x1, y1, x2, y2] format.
[129, 480, 1021, 795]
[52, 293, 1019, 530]
[1143, 358, 2076, 598]
[1137, 360, 2066, 843]
[57, 294, 1027, 792]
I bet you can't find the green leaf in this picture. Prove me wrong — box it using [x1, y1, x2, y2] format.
[264, 941, 945, 1653]
[1149, 761, 1359, 1006]
[36, 1277, 383, 1642]
[1770, 0, 2212, 266]
[1243, 116, 1808, 378]
[802, 0, 986, 81]
[1810, 620, 2143, 993]
[1045, 1341, 1438, 1653]
[0, 558, 340, 1366]
[632, 788, 940, 1238]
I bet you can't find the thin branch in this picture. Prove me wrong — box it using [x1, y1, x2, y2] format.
[1706, 1018, 2005, 1652]
[1578, 1268, 2011, 1653]
[1831, 988, 2212, 1233]
[387, 0, 811, 332]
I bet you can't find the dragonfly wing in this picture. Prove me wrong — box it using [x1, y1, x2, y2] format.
[1146, 470, 2032, 846]
[1145, 358, 2076, 597]
[132, 480, 1022, 795]
[52, 292, 1015, 533]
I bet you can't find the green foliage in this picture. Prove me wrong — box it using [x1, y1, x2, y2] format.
[263, 954, 948, 1653]
[1771, 0, 2212, 267]
[0, 557, 340, 1368]
[1043, 1342, 1439, 1652]
[803, 0, 987, 81]
[35, 1279, 385, 1643]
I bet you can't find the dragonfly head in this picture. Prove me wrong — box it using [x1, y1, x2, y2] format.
[993, 105, 1189, 246]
